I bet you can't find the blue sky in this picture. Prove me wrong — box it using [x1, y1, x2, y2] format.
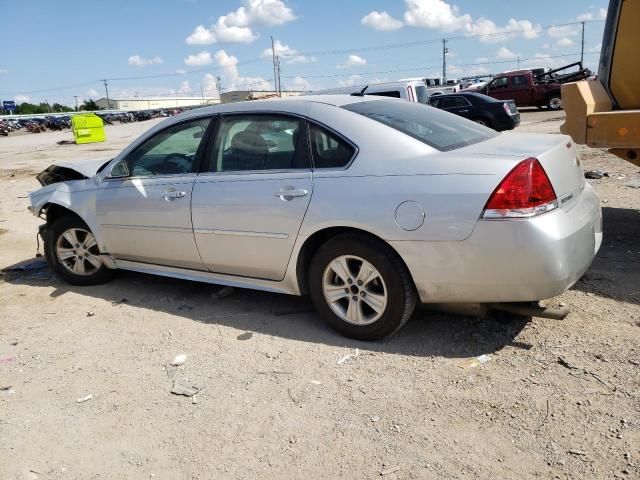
[0, 0, 608, 106]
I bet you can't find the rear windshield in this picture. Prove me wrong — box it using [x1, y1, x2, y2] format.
[343, 100, 497, 151]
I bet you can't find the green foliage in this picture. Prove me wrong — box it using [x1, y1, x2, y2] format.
[14, 102, 73, 114]
[80, 99, 101, 111]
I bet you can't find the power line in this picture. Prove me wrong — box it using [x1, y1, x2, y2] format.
[1, 19, 605, 97]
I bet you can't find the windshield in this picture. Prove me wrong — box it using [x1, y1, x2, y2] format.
[414, 86, 430, 105]
[343, 100, 497, 151]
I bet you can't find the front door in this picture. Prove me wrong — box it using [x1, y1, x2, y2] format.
[96, 116, 212, 270]
[192, 114, 312, 281]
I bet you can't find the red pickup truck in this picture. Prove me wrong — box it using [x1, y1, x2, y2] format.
[468, 62, 592, 110]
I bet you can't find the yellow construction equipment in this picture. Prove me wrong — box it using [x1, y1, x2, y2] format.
[71, 113, 106, 144]
[561, 0, 640, 167]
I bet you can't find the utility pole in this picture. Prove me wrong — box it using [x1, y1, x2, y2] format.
[442, 38, 448, 83]
[102, 79, 110, 110]
[216, 76, 222, 98]
[200, 85, 205, 104]
[275, 55, 282, 96]
[271, 36, 278, 95]
[580, 21, 585, 65]
[74, 96, 79, 112]
[517, 56, 520, 70]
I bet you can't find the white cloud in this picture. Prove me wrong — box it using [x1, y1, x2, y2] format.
[184, 51, 213, 66]
[260, 40, 315, 64]
[496, 46, 518, 60]
[0, 68, 8, 75]
[338, 74, 363, 87]
[176, 69, 187, 75]
[589, 42, 602, 53]
[14, 95, 30, 103]
[177, 80, 192, 94]
[557, 37, 574, 47]
[186, 0, 295, 45]
[361, 11, 403, 31]
[128, 55, 163, 66]
[337, 54, 367, 69]
[475, 57, 489, 63]
[548, 24, 580, 38]
[86, 88, 99, 97]
[206, 49, 272, 92]
[368, 0, 541, 44]
[286, 76, 312, 91]
[576, 8, 607, 21]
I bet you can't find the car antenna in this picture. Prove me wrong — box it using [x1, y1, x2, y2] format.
[350, 85, 369, 97]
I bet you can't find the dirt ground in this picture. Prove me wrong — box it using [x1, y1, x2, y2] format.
[0, 110, 638, 480]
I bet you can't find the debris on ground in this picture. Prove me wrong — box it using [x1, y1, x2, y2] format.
[111, 298, 128, 306]
[0, 355, 16, 364]
[1, 385, 13, 391]
[237, 332, 253, 341]
[624, 178, 640, 189]
[86, 311, 95, 317]
[337, 348, 359, 365]
[212, 286, 235, 300]
[76, 394, 93, 403]
[170, 354, 187, 366]
[584, 169, 609, 179]
[568, 449, 587, 456]
[557, 356, 580, 370]
[171, 377, 200, 397]
[9, 339, 18, 346]
[380, 466, 401, 476]
[459, 354, 492, 369]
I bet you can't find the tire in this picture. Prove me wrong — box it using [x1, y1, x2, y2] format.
[473, 118, 492, 128]
[546, 95, 562, 110]
[45, 215, 115, 286]
[308, 233, 417, 341]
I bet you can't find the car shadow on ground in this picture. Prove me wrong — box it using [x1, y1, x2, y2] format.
[1, 258, 532, 358]
[573, 206, 640, 305]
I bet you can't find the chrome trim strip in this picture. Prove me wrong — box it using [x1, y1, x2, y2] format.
[194, 228, 288, 239]
[102, 224, 193, 233]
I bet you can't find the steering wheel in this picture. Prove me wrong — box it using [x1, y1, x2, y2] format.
[162, 153, 192, 174]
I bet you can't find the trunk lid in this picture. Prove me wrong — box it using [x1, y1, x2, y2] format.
[457, 132, 585, 208]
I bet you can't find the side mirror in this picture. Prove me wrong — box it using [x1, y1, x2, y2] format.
[108, 160, 129, 178]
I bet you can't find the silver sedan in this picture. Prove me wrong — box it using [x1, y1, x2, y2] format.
[28, 96, 602, 340]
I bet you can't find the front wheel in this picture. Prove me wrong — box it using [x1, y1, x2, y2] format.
[547, 95, 562, 110]
[308, 234, 417, 340]
[45, 215, 115, 286]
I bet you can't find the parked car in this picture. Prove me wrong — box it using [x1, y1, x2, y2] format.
[429, 92, 520, 131]
[466, 62, 592, 110]
[28, 96, 601, 340]
[307, 80, 434, 104]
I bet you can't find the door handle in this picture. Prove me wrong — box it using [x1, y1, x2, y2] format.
[274, 187, 308, 201]
[460, 109, 469, 112]
[162, 190, 187, 200]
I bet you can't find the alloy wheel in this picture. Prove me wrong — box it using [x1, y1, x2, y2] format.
[322, 255, 387, 325]
[55, 228, 102, 276]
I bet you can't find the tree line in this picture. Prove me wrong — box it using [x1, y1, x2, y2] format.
[11, 99, 102, 114]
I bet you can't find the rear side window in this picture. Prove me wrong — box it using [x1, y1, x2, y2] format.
[414, 86, 430, 104]
[309, 123, 355, 169]
[511, 75, 528, 86]
[343, 100, 497, 152]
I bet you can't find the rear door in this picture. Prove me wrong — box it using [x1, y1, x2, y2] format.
[508, 74, 533, 106]
[441, 96, 473, 119]
[191, 113, 312, 280]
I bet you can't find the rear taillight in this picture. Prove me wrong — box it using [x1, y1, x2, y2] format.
[482, 158, 557, 219]
[503, 102, 511, 115]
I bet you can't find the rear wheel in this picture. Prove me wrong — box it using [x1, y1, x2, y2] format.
[308, 234, 417, 340]
[45, 215, 115, 286]
[473, 118, 492, 128]
[546, 95, 562, 110]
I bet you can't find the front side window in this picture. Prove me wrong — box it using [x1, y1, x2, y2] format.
[451, 97, 471, 107]
[212, 115, 309, 172]
[125, 117, 211, 177]
[343, 100, 497, 152]
[309, 123, 355, 169]
[414, 85, 430, 104]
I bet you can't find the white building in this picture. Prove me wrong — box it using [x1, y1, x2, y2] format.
[95, 96, 220, 111]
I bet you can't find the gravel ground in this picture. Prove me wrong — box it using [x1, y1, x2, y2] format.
[0, 110, 638, 480]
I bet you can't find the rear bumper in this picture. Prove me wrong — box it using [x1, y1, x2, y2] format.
[495, 113, 520, 131]
[391, 183, 602, 303]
